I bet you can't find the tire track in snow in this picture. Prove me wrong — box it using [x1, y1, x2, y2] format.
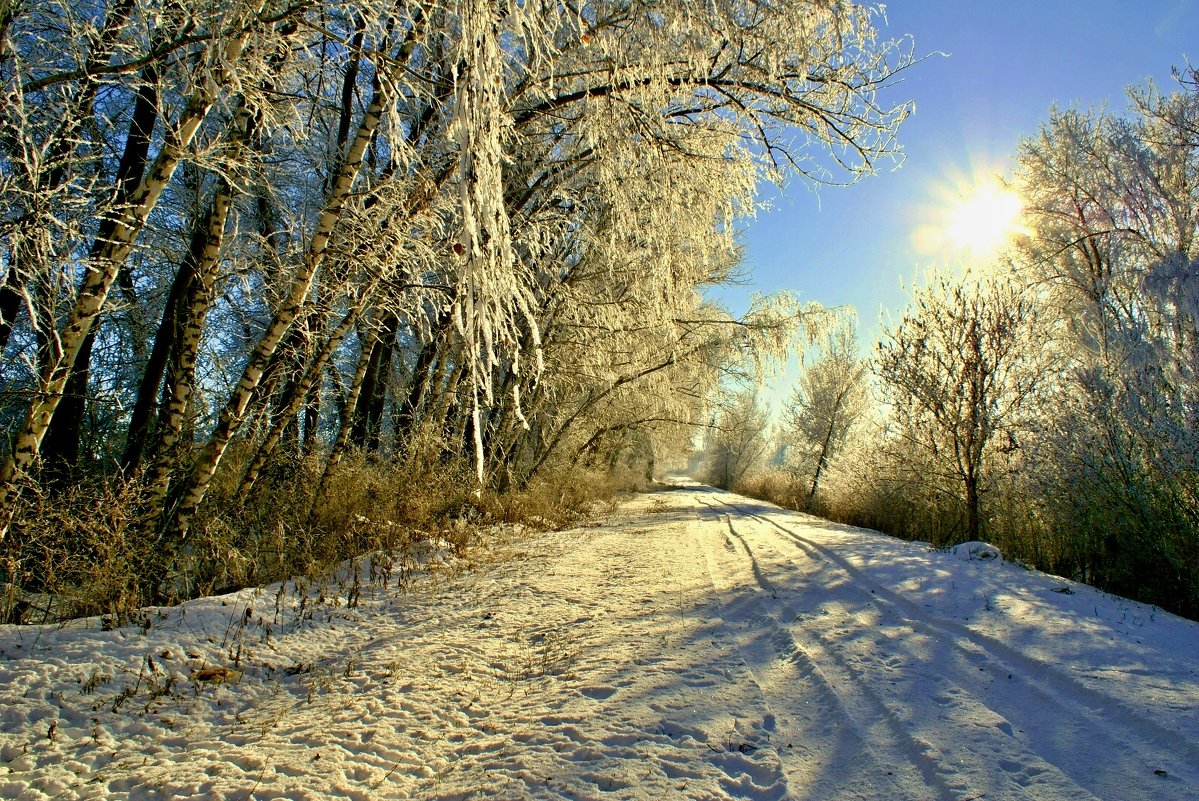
[709, 493, 1199, 799]
[719, 511, 1104, 800]
[757, 503, 1199, 759]
[714, 509, 1062, 801]
[696, 497, 959, 801]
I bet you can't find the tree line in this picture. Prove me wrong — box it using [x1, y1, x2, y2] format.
[733, 70, 1199, 618]
[0, 0, 912, 618]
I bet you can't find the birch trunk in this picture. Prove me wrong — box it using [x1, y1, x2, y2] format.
[44, 64, 160, 480]
[137, 168, 238, 514]
[120, 202, 203, 473]
[350, 311, 400, 451]
[163, 80, 390, 541]
[308, 331, 376, 523]
[0, 29, 253, 542]
[395, 311, 452, 441]
[806, 387, 847, 507]
[236, 287, 381, 501]
[430, 359, 466, 442]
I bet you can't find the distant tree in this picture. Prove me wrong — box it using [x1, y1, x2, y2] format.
[786, 321, 868, 508]
[705, 389, 770, 490]
[875, 275, 1044, 542]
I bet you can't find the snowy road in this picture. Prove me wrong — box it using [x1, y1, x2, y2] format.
[2, 479, 1198, 800]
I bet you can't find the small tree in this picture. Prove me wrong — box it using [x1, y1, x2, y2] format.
[704, 389, 770, 490]
[786, 322, 868, 508]
[875, 274, 1044, 542]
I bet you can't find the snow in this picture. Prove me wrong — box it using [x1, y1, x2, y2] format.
[948, 540, 1002, 561]
[2, 478, 1197, 800]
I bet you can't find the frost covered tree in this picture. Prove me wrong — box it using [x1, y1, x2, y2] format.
[1011, 72, 1199, 607]
[0, 0, 914, 604]
[704, 389, 771, 490]
[875, 274, 1045, 543]
[785, 321, 868, 508]
[0, 0, 288, 521]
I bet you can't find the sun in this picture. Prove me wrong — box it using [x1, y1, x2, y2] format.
[944, 180, 1024, 258]
[911, 172, 1027, 264]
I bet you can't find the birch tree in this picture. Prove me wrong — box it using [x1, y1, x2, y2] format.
[0, 0, 295, 540]
[0, 0, 915, 603]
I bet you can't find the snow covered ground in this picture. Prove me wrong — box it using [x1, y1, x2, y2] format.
[2, 478, 1197, 800]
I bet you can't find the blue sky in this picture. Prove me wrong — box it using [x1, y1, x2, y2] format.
[724, 0, 1197, 367]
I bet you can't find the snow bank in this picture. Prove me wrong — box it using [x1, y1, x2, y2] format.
[950, 540, 1002, 562]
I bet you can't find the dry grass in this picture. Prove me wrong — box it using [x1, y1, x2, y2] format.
[0, 446, 638, 625]
[2, 474, 155, 625]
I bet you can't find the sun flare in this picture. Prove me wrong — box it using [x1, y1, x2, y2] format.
[911, 171, 1028, 264]
[944, 181, 1024, 257]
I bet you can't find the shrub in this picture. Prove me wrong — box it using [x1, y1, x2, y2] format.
[2, 474, 155, 625]
[1, 439, 631, 624]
